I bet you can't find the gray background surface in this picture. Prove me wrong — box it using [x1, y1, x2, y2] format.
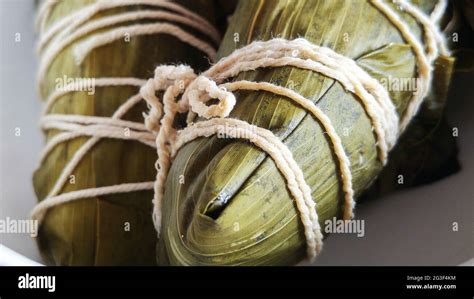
[0, 0, 472, 266]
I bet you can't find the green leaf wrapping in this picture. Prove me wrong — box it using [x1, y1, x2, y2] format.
[33, 0, 220, 265]
[156, 0, 455, 265]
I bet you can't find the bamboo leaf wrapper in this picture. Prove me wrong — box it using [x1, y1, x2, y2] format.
[33, 0, 220, 265]
[156, 0, 455, 265]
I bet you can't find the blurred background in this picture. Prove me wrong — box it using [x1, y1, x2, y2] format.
[0, 0, 472, 266]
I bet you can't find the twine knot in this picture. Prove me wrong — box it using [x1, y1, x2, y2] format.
[141, 65, 237, 134]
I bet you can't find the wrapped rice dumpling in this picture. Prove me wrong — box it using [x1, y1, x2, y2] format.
[32, 0, 460, 267]
[155, 0, 456, 265]
[32, 0, 223, 265]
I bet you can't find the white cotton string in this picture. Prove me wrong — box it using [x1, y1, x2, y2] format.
[36, 0, 60, 33]
[32, 94, 156, 216]
[37, 91, 154, 208]
[40, 122, 156, 147]
[42, 77, 146, 115]
[430, 0, 447, 23]
[31, 182, 155, 225]
[394, 0, 449, 57]
[39, 77, 147, 172]
[73, 22, 217, 65]
[41, 114, 149, 132]
[37, 9, 218, 91]
[139, 65, 197, 229]
[370, 0, 449, 133]
[37, 0, 220, 53]
[173, 118, 324, 260]
[36, 0, 220, 91]
[195, 38, 398, 163]
[222, 81, 355, 220]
